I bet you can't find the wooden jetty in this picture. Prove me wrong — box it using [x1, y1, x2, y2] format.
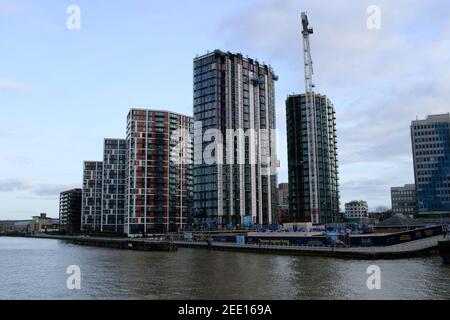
[30, 234, 177, 252]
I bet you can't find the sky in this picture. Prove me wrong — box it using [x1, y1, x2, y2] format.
[1, 0, 450, 219]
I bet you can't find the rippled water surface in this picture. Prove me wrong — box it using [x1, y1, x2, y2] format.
[1, 237, 449, 300]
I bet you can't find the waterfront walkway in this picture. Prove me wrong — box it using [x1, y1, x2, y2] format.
[173, 235, 445, 259]
[8, 233, 445, 259]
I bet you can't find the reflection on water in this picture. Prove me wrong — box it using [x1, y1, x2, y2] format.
[1, 237, 449, 300]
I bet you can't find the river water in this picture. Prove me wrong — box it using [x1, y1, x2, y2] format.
[1, 237, 449, 300]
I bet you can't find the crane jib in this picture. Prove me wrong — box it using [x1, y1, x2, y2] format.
[301, 12, 320, 224]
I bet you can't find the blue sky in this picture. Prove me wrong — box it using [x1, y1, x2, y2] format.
[1, 0, 450, 219]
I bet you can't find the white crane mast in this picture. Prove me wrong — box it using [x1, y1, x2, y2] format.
[301, 12, 319, 224]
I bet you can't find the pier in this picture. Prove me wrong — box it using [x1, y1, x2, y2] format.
[28, 234, 178, 252]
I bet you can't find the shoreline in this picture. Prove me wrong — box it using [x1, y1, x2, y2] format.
[173, 239, 440, 260]
[1, 233, 444, 260]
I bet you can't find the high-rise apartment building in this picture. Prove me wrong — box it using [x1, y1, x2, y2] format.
[59, 188, 82, 233]
[411, 114, 450, 215]
[278, 183, 289, 207]
[81, 161, 103, 231]
[101, 138, 126, 233]
[193, 50, 278, 228]
[276, 183, 290, 224]
[391, 184, 417, 215]
[125, 109, 193, 235]
[286, 93, 339, 224]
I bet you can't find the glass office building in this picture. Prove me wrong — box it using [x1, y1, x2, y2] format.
[391, 184, 417, 215]
[411, 114, 450, 216]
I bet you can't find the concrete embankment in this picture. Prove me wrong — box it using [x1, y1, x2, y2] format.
[20, 234, 178, 252]
[3, 233, 444, 259]
[174, 235, 444, 260]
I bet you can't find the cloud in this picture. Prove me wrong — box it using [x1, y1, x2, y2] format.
[340, 178, 394, 211]
[0, 154, 34, 166]
[34, 184, 77, 197]
[0, 179, 33, 192]
[0, 179, 78, 197]
[215, 0, 450, 208]
[341, 178, 390, 194]
[0, 78, 34, 93]
[0, 0, 29, 14]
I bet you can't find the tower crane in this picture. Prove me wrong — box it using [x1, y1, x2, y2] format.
[301, 12, 319, 224]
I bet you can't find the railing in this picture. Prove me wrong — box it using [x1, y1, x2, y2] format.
[172, 236, 442, 253]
